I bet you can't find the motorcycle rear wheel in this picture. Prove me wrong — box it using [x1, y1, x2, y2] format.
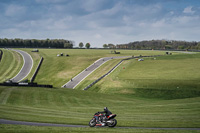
[89, 119, 96, 127]
[107, 119, 117, 127]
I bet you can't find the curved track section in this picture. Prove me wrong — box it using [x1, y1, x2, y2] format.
[62, 56, 131, 89]
[0, 119, 199, 130]
[10, 49, 33, 82]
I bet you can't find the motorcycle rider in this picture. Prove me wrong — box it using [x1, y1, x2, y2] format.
[94, 107, 112, 125]
[98, 107, 112, 122]
[99, 107, 112, 117]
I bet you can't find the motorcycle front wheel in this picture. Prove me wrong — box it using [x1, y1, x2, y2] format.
[89, 119, 96, 127]
[107, 119, 117, 127]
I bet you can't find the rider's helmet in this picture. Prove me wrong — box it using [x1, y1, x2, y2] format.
[104, 107, 108, 111]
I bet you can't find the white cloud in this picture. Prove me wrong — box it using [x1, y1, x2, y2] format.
[5, 4, 26, 17]
[183, 6, 195, 14]
[81, 0, 103, 12]
[151, 19, 166, 28]
[101, 2, 123, 16]
[172, 15, 199, 25]
[35, 0, 66, 3]
[170, 11, 174, 15]
[94, 34, 102, 39]
[52, 16, 73, 29]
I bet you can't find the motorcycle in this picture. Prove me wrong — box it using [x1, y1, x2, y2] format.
[89, 113, 117, 127]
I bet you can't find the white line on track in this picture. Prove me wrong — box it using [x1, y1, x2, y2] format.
[62, 56, 131, 89]
[10, 49, 33, 82]
[72, 58, 110, 89]
[61, 58, 105, 88]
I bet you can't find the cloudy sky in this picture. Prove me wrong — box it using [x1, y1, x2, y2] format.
[0, 0, 200, 47]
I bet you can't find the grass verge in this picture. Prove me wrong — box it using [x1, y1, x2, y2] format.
[0, 124, 198, 133]
[0, 49, 23, 82]
[0, 86, 199, 128]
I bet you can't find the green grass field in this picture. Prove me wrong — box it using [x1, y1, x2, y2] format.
[87, 53, 200, 99]
[0, 86, 199, 128]
[0, 49, 199, 132]
[0, 49, 23, 82]
[17, 49, 167, 87]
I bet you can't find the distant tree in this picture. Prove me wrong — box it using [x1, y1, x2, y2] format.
[164, 45, 172, 49]
[64, 42, 73, 48]
[135, 45, 141, 50]
[85, 43, 90, 49]
[131, 45, 134, 49]
[108, 44, 115, 49]
[197, 42, 200, 50]
[103, 44, 108, 48]
[79, 42, 84, 48]
[178, 45, 185, 50]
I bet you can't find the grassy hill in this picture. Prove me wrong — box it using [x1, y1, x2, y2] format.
[0, 86, 199, 128]
[0, 49, 199, 132]
[20, 49, 166, 87]
[83, 53, 200, 99]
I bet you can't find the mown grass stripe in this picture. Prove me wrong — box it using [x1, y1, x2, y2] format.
[9, 50, 23, 80]
[0, 50, 23, 82]
[0, 88, 14, 104]
[0, 49, 3, 62]
[0, 110, 88, 119]
[0, 105, 90, 115]
[0, 50, 15, 81]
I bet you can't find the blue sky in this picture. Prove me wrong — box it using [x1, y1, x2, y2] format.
[0, 0, 200, 47]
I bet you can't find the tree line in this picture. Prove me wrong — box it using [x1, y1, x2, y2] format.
[1, 38, 200, 50]
[103, 40, 200, 50]
[0, 38, 73, 48]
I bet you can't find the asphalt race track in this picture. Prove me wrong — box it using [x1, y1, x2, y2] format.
[10, 49, 33, 83]
[62, 56, 131, 88]
[0, 119, 87, 128]
[0, 119, 199, 131]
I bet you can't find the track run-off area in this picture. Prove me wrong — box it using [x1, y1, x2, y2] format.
[0, 119, 199, 131]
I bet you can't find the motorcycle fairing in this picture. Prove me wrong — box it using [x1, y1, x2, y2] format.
[107, 114, 117, 120]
